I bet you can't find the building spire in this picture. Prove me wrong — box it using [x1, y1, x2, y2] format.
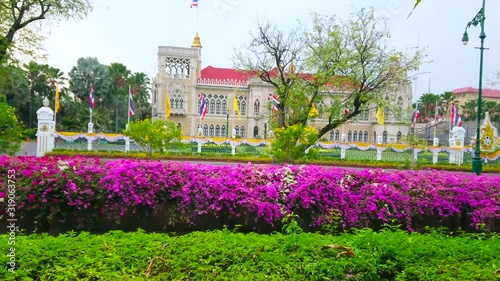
[289, 57, 296, 74]
[191, 32, 202, 48]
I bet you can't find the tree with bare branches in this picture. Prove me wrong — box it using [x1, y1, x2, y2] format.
[234, 8, 424, 161]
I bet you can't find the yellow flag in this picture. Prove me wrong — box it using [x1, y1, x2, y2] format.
[55, 85, 60, 113]
[233, 96, 241, 120]
[376, 107, 384, 125]
[308, 103, 318, 118]
[165, 90, 171, 118]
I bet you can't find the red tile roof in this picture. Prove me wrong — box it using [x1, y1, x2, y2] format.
[200, 66, 254, 82]
[452, 87, 500, 98]
[199, 66, 354, 89]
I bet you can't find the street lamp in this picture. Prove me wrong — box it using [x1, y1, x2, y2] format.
[225, 107, 229, 153]
[462, 0, 486, 175]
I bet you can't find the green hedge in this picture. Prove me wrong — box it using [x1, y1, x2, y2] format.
[1, 228, 499, 280]
[45, 149, 500, 173]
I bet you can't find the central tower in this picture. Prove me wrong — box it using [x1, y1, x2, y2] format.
[152, 33, 202, 135]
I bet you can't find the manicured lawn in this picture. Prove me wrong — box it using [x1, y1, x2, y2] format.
[1, 228, 499, 280]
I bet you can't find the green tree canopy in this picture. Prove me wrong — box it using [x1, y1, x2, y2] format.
[0, 94, 26, 155]
[0, 0, 92, 64]
[123, 118, 182, 158]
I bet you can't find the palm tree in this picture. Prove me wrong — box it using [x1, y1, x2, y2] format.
[439, 91, 456, 119]
[108, 63, 131, 132]
[417, 93, 439, 121]
[128, 72, 151, 120]
[24, 62, 47, 128]
[483, 101, 499, 123]
[461, 100, 477, 122]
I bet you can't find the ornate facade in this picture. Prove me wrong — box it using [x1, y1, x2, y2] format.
[152, 34, 414, 143]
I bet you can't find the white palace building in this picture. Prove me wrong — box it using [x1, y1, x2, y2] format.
[151, 33, 414, 143]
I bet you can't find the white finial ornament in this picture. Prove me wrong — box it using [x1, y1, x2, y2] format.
[42, 97, 49, 107]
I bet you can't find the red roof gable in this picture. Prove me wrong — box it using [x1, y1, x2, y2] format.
[452, 87, 500, 98]
[200, 66, 254, 82]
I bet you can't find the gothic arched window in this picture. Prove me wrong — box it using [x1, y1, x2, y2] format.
[240, 126, 245, 137]
[254, 126, 259, 137]
[180, 98, 184, 109]
[203, 124, 208, 136]
[215, 125, 220, 136]
[235, 126, 240, 137]
[222, 100, 227, 112]
[329, 130, 334, 141]
[209, 125, 214, 136]
[383, 131, 388, 143]
[335, 130, 340, 141]
[364, 131, 368, 142]
[241, 101, 246, 115]
[353, 131, 357, 142]
[348, 130, 352, 142]
[221, 125, 226, 137]
[397, 131, 402, 142]
[216, 100, 221, 114]
[209, 100, 215, 114]
[254, 100, 260, 115]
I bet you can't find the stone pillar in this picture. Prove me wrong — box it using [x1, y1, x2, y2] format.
[197, 141, 202, 153]
[432, 138, 439, 164]
[231, 144, 236, 156]
[377, 149, 382, 161]
[36, 98, 55, 157]
[87, 122, 93, 151]
[448, 126, 465, 165]
[125, 137, 130, 152]
[340, 148, 346, 159]
[413, 150, 418, 162]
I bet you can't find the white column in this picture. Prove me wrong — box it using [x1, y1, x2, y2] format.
[36, 98, 55, 157]
[125, 137, 130, 152]
[87, 122, 93, 151]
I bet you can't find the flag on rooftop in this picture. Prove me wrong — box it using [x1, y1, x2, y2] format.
[191, 0, 198, 8]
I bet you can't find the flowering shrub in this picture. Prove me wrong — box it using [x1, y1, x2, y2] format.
[0, 155, 499, 231]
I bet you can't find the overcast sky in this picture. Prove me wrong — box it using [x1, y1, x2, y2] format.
[41, 0, 500, 102]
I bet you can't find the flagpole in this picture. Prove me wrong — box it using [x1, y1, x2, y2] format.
[433, 100, 437, 141]
[127, 85, 131, 128]
[53, 92, 57, 130]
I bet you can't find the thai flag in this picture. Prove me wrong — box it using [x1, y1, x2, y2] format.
[450, 103, 462, 127]
[89, 84, 95, 112]
[191, 0, 198, 7]
[128, 86, 135, 116]
[412, 109, 420, 128]
[199, 93, 207, 119]
[271, 95, 280, 112]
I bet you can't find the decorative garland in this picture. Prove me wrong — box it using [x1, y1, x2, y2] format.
[54, 132, 499, 157]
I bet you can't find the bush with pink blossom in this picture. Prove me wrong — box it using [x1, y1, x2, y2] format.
[0, 156, 498, 232]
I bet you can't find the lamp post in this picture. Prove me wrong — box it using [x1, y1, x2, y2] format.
[225, 107, 229, 153]
[462, 0, 486, 175]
